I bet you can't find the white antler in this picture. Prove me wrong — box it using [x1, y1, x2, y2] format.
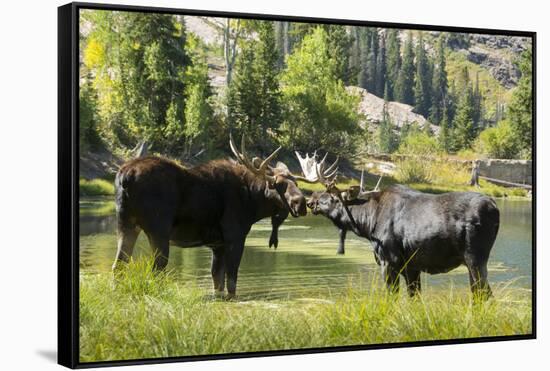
[294, 151, 339, 184]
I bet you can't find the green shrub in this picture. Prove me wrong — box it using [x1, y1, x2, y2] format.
[395, 132, 442, 183]
[455, 148, 481, 160]
[395, 158, 434, 183]
[490, 189, 504, 198]
[510, 188, 528, 197]
[79, 178, 115, 196]
[475, 120, 518, 159]
[397, 131, 442, 156]
[279, 27, 361, 155]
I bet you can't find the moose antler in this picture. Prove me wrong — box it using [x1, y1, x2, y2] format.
[296, 151, 359, 232]
[294, 151, 339, 184]
[229, 133, 281, 182]
[339, 168, 384, 202]
[357, 169, 382, 196]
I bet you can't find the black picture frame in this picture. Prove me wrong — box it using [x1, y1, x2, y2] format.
[58, 2, 537, 368]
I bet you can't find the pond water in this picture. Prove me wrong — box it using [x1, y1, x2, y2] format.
[79, 198, 532, 299]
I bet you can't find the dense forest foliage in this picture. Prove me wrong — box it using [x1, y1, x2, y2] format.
[79, 11, 533, 161]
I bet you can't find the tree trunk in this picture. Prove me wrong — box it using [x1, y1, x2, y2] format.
[133, 140, 149, 158]
[469, 160, 480, 187]
[283, 22, 290, 55]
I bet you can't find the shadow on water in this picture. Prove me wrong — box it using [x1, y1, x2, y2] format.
[79, 197, 533, 298]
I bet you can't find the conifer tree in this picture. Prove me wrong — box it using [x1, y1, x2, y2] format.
[358, 28, 370, 90]
[348, 26, 362, 86]
[228, 22, 282, 150]
[413, 33, 432, 117]
[472, 71, 483, 128]
[385, 29, 401, 101]
[395, 31, 415, 105]
[375, 34, 387, 97]
[508, 48, 532, 158]
[377, 102, 398, 153]
[254, 21, 282, 151]
[274, 21, 286, 68]
[366, 35, 377, 92]
[429, 34, 448, 125]
[446, 79, 458, 128]
[358, 28, 381, 92]
[438, 104, 451, 152]
[325, 25, 353, 83]
[84, 12, 189, 149]
[227, 42, 258, 139]
[452, 85, 476, 151]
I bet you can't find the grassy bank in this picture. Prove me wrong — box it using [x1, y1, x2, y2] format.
[79, 156, 529, 200]
[298, 175, 528, 199]
[80, 259, 532, 363]
[79, 178, 115, 196]
[408, 178, 528, 198]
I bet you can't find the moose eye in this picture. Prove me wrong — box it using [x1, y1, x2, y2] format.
[319, 195, 332, 205]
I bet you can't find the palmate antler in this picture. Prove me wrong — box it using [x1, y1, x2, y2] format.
[229, 133, 281, 183]
[296, 150, 362, 231]
[294, 151, 339, 185]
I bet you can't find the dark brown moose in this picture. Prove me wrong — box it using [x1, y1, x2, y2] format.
[304, 153, 500, 299]
[113, 135, 308, 298]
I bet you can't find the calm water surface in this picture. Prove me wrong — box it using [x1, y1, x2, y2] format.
[79, 198, 532, 299]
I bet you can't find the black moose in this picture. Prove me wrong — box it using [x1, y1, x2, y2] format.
[113, 135, 309, 298]
[303, 154, 500, 299]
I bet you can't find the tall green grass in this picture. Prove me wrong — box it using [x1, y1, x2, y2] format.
[80, 258, 532, 363]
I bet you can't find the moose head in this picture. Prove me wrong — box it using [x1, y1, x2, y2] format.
[295, 151, 381, 230]
[229, 134, 308, 217]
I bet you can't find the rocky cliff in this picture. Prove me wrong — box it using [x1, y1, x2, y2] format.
[348, 86, 440, 134]
[460, 34, 531, 89]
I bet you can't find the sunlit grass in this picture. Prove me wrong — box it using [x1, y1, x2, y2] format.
[79, 257, 532, 363]
[388, 158, 527, 199]
[80, 178, 115, 196]
[297, 158, 527, 199]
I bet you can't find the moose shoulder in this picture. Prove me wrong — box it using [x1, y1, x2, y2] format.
[308, 184, 500, 299]
[113, 136, 307, 299]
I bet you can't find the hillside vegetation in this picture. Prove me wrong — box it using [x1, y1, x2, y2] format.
[79, 11, 533, 182]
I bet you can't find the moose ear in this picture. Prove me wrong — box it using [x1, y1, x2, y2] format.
[275, 162, 289, 172]
[344, 186, 361, 201]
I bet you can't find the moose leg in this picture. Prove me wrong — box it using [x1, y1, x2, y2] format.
[380, 261, 400, 294]
[269, 213, 287, 249]
[211, 247, 226, 296]
[337, 228, 347, 255]
[403, 270, 421, 297]
[141, 211, 173, 271]
[145, 233, 170, 271]
[465, 257, 492, 300]
[224, 239, 245, 300]
[112, 226, 140, 271]
[464, 223, 493, 300]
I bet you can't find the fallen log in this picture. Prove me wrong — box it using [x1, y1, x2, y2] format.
[479, 176, 532, 190]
